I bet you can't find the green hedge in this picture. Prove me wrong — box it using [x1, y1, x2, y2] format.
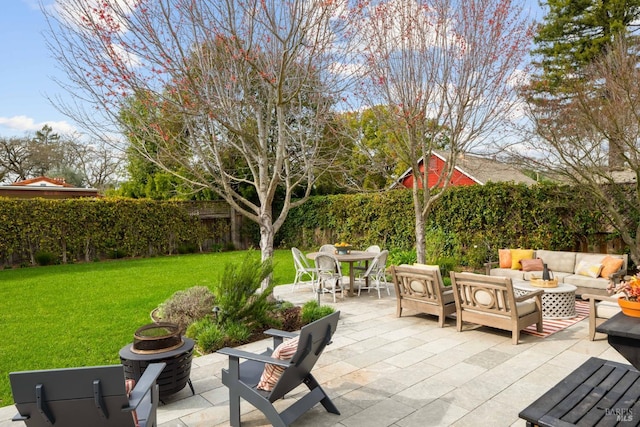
[0, 198, 221, 266]
[276, 182, 608, 268]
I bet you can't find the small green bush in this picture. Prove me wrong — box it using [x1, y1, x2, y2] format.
[389, 249, 416, 266]
[213, 251, 276, 329]
[187, 319, 225, 353]
[301, 300, 335, 324]
[158, 286, 215, 331]
[224, 321, 252, 343]
[35, 251, 56, 266]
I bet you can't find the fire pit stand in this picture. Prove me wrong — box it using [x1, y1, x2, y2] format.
[119, 337, 195, 399]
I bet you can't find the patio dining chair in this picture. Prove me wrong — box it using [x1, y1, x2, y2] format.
[319, 244, 336, 253]
[314, 253, 344, 302]
[355, 250, 390, 298]
[352, 245, 381, 274]
[290, 247, 316, 292]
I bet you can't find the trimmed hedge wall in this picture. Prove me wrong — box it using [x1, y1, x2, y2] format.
[276, 182, 609, 269]
[0, 198, 221, 266]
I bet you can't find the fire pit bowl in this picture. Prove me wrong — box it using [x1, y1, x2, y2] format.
[132, 322, 183, 354]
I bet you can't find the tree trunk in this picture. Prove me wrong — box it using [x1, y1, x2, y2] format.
[413, 185, 426, 264]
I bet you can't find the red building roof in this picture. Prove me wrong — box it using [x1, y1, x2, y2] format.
[0, 176, 100, 199]
[395, 151, 536, 189]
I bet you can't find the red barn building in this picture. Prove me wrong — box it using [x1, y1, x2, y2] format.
[395, 151, 536, 189]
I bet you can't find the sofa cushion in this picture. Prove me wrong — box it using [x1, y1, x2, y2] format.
[563, 274, 610, 290]
[536, 250, 576, 274]
[600, 256, 624, 279]
[516, 298, 537, 316]
[499, 249, 512, 268]
[510, 249, 534, 270]
[596, 300, 621, 319]
[490, 268, 525, 280]
[521, 258, 544, 272]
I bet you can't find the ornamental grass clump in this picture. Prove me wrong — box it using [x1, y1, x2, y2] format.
[157, 286, 215, 331]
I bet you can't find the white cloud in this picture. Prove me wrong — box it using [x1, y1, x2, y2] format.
[0, 115, 77, 135]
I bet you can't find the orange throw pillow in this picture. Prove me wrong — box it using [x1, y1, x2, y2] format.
[498, 249, 512, 268]
[600, 256, 624, 278]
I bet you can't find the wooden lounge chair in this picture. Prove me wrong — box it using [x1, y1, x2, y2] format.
[217, 311, 341, 427]
[450, 272, 543, 345]
[10, 362, 165, 427]
[581, 293, 621, 340]
[390, 264, 456, 327]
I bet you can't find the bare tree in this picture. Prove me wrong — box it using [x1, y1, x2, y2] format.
[520, 38, 640, 264]
[44, 0, 354, 263]
[67, 140, 124, 191]
[354, 0, 534, 263]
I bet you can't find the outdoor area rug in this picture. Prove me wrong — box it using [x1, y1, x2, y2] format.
[522, 300, 589, 338]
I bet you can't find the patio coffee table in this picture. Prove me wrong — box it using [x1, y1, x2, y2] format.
[512, 280, 577, 319]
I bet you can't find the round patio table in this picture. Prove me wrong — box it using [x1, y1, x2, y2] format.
[306, 250, 377, 297]
[512, 280, 577, 319]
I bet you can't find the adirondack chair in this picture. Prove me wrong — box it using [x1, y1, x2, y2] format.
[9, 363, 165, 427]
[218, 311, 341, 427]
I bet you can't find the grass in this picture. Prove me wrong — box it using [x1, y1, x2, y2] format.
[0, 249, 299, 407]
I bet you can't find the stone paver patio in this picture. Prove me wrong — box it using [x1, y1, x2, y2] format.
[0, 282, 626, 427]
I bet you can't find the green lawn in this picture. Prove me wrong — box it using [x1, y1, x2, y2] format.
[0, 250, 298, 407]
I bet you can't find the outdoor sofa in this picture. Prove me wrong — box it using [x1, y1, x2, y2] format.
[485, 249, 627, 294]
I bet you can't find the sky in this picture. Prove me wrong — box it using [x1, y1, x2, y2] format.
[0, 0, 79, 137]
[0, 0, 544, 139]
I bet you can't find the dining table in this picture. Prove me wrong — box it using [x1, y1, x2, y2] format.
[306, 250, 377, 297]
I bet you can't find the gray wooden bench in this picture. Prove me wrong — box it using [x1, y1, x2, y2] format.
[519, 357, 640, 426]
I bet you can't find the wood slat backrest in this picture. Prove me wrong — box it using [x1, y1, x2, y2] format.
[391, 265, 447, 304]
[450, 272, 516, 318]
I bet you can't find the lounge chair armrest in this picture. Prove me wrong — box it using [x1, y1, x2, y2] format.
[609, 270, 626, 283]
[264, 329, 298, 339]
[581, 293, 619, 303]
[127, 362, 165, 410]
[515, 289, 544, 302]
[263, 329, 299, 347]
[217, 347, 291, 368]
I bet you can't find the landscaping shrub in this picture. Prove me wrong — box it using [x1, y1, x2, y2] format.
[301, 300, 336, 324]
[186, 319, 225, 353]
[35, 251, 56, 266]
[157, 286, 216, 331]
[213, 251, 277, 329]
[224, 321, 252, 343]
[389, 249, 417, 266]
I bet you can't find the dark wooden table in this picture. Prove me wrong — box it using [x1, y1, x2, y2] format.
[596, 312, 640, 370]
[519, 313, 640, 426]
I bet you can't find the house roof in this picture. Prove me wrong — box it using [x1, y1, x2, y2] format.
[11, 176, 75, 187]
[394, 151, 537, 187]
[0, 176, 99, 199]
